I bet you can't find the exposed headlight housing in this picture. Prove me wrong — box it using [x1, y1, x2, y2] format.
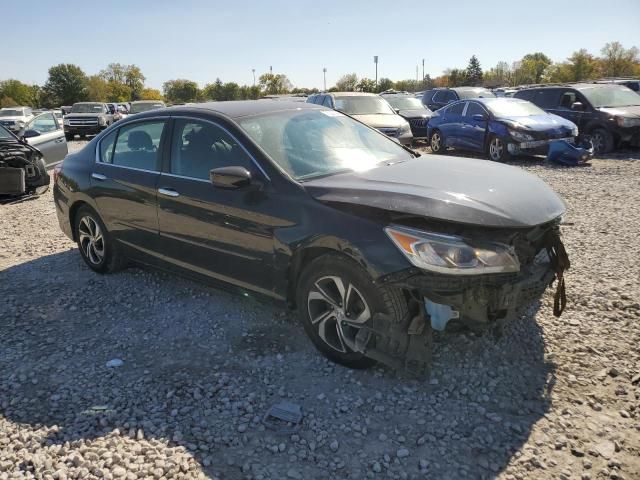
[571, 126, 579, 137]
[63, 118, 70, 125]
[616, 117, 640, 128]
[385, 226, 520, 275]
[399, 122, 411, 135]
[16, 120, 25, 127]
[98, 117, 107, 126]
[508, 129, 534, 142]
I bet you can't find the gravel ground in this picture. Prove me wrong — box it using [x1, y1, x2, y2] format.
[1, 141, 639, 480]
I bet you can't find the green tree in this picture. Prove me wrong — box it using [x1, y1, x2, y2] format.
[465, 55, 483, 85]
[239, 85, 261, 99]
[334, 73, 358, 91]
[356, 78, 376, 92]
[139, 88, 163, 100]
[566, 49, 597, 81]
[259, 73, 292, 94]
[0, 96, 18, 108]
[106, 82, 132, 102]
[0, 79, 37, 106]
[43, 64, 88, 105]
[376, 78, 394, 92]
[86, 75, 109, 102]
[163, 79, 199, 103]
[124, 65, 146, 100]
[600, 41, 639, 77]
[520, 53, 552, 83]
[447, 68, 468, 87]
[394, 79, 419, 92]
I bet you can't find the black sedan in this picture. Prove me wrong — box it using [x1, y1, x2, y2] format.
[54, 101, 569, 374]
[383, 94, 433, 139]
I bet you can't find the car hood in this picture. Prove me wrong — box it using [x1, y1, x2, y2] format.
[597, 105, 640, 118]
[497, 114, 576, 132]
[303, 155, 566, 228]
[398, 109, 432, 119]
[351, 114, 408, 128]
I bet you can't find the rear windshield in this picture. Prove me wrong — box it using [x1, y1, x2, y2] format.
[580, 86, 640, 108]
[333, 96, 395, 115]
[457, 89, 496, 99]
[72, 103, 103, 113]
[486, 100, 546, 117]
[130, 102, 165, 114]
[0, 109, 23, 117]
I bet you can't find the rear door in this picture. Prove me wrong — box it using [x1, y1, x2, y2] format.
[24, 113, 68, 165]
[91, 119, 168, 256]
[156, 117, 279, 296]
[439, 102, 466, 147]
[461, 101, 489, 151]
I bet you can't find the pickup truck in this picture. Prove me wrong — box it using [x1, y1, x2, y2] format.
[63, 102, 114, 140]
[0, 106, 35, 132]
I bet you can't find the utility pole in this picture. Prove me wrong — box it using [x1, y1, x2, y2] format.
[323, 67, 327, 91]
[416, 65, 419, 86]
[374, 56, 378, 87]
[422, 58, 425, 87]
[270, 65, 273, 75]
[252, 68, 255, 86]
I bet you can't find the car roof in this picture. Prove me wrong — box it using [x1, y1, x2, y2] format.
[330, 92, 378, 97]
[167, 100, 323, 119]
[131, 100, 165, 103]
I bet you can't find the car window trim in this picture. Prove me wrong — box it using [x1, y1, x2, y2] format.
[94, 116, 168, 171]
[168, 115, 271, 182]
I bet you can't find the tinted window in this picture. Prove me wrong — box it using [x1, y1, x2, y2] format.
[111, 121, 166, 171]
[99, 129, 118, 164]
[530, 89, 562, 109]
[170, 119, 255, 180]
[559, 91, 578, 109]
[514, 90, 534, 101]
[447, 102, 465, 115]
[29, 113, 59, 133]
[465, 102, 487, 117]
[322, 96, 333, 107]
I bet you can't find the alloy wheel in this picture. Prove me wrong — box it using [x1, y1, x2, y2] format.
[306, 276, 371, 353]
[431, 132, 442, 152]
[489, 137, 504, 161]
[78, 216, 105, 265]
[591, 132, 604, 153]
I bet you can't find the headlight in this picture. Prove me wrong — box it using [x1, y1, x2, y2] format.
[616, 117, 640, 128]
[98, 117, 106, 126]
[571, 127, 578, 137]
[399, 123, 411, 135]
[63, 119, 70, 125]
[385, 226, 520, 275]
[508, 129, 534, 142]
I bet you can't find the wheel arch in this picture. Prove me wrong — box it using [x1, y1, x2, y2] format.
[68, 200, 94, 242]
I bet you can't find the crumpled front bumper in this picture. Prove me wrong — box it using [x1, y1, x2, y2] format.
[380, 258, 556, 331]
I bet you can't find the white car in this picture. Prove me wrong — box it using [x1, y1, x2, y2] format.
[0, 106, 35, 132]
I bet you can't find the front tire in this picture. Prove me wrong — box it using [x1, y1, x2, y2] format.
[591, 128, 614, 154]
[296, 253, 409, 369]
[487, 135, 511, 162]
[74, 206, 125, 274]
[65, 133, 74, 141]
[430, 129, 445, 154]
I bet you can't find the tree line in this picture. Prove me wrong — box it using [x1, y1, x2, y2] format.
[1, 41, 638, 108]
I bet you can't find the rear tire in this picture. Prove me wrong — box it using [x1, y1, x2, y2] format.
[591, 128, 614, 154]
[74, 206, 126, 274]
[296, 253, 409, 369]
[430, 129, 445, 154]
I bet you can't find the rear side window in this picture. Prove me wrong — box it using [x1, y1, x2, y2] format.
[110, 121, 166, 171]
[446, 102, 465, 115]
[99, 129, 117, 164]
[514, 90, 534, 101]
[530, 89, 562, 109]
[421, 90, 434, 103]
[465, 102, 487, 117]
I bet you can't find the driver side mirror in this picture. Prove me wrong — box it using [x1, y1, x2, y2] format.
[210, 166, 252, 189]
[571, 102, 584, 111]
[394, 108, 400, 114]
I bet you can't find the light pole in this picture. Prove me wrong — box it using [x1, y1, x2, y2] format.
[323, 67, 327, 91]
[374, 56, 378, 87]
[252, 68, 255, 86]
[422, 58, 425, 87]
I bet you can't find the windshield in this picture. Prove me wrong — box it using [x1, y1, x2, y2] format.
[580, 85, 640, 108]
[0, 109, 23, 117]
[385, 96, 429, 111]
[238, 109, 413, 180]
[130, 102, 165, 114]
[333, 96, 395, 115]
[457, 89, 496, 99]
[71, 103, 103, 113]
[0, 125, 14, 139]
[486, 99, 546, 117]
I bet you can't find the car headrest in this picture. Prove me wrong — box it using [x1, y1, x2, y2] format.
[128, 130, 153, 151]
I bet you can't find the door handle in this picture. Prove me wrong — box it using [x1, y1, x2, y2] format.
[91, 173, 107, 181]
[158, 187, 180, 197]
[55, 137, 65, 143]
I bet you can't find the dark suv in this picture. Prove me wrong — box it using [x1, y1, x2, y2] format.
[514, 83, 640, 153]
[422, 87, 496, 111]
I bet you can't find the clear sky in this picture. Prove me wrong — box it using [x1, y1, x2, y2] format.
[2, 0, 639, 90]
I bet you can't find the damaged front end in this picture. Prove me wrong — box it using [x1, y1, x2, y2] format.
[0, 137, 49, 202]
[353, 218, 569, 377]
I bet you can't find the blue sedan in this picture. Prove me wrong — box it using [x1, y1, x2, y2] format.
[427, 97, 578, 161]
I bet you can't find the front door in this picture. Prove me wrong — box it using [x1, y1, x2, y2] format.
[24, 113, 68, 165]
[90, 119, 168, 256]
[440, 102, 466, 148]
[157, 117, 280, 297]
[549, 89, 588, 130]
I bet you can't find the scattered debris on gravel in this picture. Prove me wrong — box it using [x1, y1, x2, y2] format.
[1, 143, 639, 479]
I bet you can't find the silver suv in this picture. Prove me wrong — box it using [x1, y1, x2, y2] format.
[307, 92, 413, 145]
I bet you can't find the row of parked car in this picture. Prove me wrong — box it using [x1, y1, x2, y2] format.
[305, 80, 640, 156]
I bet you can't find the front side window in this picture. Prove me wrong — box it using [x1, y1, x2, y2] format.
[532, 90, 561, 109]
[28, 113, 58, 133]
[109, 121, 166, 170]
[559, 91, 577, 109]
[238, 109, 413, 181]
[170, 119, 254, 180]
